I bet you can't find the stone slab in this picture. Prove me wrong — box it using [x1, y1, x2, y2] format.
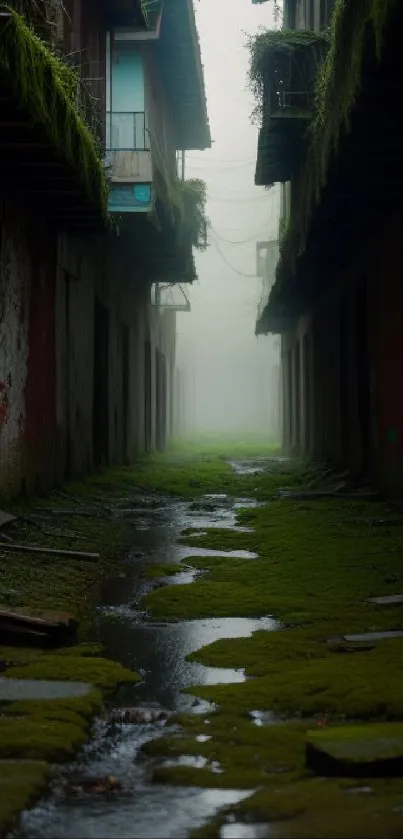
[329, 630, 403, 644]
[0, 677, 92, 702]
[307, 723, 403, 777]
[344, 631, 403, 643]
[367, 595, 403, 606]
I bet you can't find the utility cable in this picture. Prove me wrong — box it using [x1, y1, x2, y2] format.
[209, 236, 258, 278]
[210, 226, 277, 246]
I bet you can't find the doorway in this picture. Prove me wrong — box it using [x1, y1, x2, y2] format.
[93, 296, 109, 468]
[144, 340, 152, 451]
[121, 323, 129, 463]
[356, 276, 371, 473]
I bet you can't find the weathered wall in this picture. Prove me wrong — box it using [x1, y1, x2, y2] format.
[281, 210, 403, 495]
[0, 201, 59, 498]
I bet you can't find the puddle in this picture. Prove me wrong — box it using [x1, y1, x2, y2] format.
[249, 710, 278, 727]
[163, 755, 208, 769]
[228, 460, 269, 476]
[178, 547, 258, 561]
[100, 615, 277, 712]
[13, 492, 271, 839]
[221, 823, 270, 839]
[0, 678, 92, 702]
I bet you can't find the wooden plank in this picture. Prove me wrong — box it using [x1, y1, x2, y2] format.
[0, 543, 100, 561]
[0, 509, 16, 528]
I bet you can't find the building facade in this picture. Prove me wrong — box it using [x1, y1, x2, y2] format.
[0, 0, 210, 498]
[255, 0, 403, 496]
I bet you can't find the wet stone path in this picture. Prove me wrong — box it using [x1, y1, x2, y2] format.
[13, 467, 275, 839]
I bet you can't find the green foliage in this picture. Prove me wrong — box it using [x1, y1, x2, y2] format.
[176, 178, 209, 251]
[277, 0, 399, 283]
[0, 9, 108, 218]
[248, 28, 330, 124]
[0, 761, 51, 836]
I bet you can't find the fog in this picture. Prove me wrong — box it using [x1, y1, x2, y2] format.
[175, 0, 281, 439]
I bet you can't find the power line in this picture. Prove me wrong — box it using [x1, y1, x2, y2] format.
[210, 236, 258, 278]
[210, 226, 274, 246]
[207, 192, 274, 203]
[187, 155, 256, 165]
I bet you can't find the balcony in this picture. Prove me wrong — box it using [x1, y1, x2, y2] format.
[250, 30, 330, 187]
[106, 111, 152, 212]
[106, 111, 149, 151]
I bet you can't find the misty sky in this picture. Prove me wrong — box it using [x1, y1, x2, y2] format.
[176, 0, 280, 434]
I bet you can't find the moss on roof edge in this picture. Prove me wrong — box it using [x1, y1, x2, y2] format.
[0, 9, 108, 221]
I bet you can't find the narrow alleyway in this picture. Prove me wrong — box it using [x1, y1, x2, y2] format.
[2, 445, 403, 838]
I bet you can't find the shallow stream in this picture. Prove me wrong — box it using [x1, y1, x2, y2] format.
[13, 467, 276, 839]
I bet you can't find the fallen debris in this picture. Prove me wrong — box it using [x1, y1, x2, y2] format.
[0, 542, 100, 561]
[106, 706, 170, 725]
[0, 608, 78, 645]
[0, 510, 16, 529]
[66, 775, 122, 795]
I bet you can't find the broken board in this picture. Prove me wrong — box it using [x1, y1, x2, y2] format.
[0, 608, 78, 646]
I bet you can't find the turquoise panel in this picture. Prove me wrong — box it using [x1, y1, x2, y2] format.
[112, 43, 145, 112]
[108, 183, 153, 213]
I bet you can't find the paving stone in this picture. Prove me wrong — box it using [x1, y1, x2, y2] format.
[0, 677, 92, 702]
[306, 723, 403, 777]
[344, 630, 403, 642]
[367, 594, 403, 606]
[328, 630, 403, 644]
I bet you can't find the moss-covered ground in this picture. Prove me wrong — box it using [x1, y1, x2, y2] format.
[3, 440, 403, 837]
[0, 469, 145, 836]
[132, 443, 403, 837]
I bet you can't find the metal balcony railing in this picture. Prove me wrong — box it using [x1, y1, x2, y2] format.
[106, 112, 150, 151]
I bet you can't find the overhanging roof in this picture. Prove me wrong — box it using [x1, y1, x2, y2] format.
[157, 0, 211, 150]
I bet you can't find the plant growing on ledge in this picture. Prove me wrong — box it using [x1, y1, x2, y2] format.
[176, 178, 209, 252]
[0, 8, 108, 219]
[248, 29, 330, 186]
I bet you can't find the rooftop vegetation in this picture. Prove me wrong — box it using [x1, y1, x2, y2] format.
[0, 8, 108, 219]
[249, 29, 330, 188]
[248, 28, 330, 124]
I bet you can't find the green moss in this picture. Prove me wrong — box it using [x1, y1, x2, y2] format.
[0, 761, 51, 836]
[144, 563, 183, 579]
[0, 716, 87, 762]
[4, 689, 104, 727]
[6, 654, 139, 690]
[0, 10, 108, 218]
[140, 486, 403, 833]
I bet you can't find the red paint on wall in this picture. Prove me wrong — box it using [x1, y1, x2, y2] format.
[24, 222, 57, 448]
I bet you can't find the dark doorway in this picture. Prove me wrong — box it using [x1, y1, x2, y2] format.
[121, 323, 129, 464]
[93, 296, 109, 468]
[294, 342, 301, 452]
[144, 340, 152, 451]
[339, 296, 349, 465]
[356, 276, 371, 473]
[155, 350, 166, 452]
[64, 272, 72, 480]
